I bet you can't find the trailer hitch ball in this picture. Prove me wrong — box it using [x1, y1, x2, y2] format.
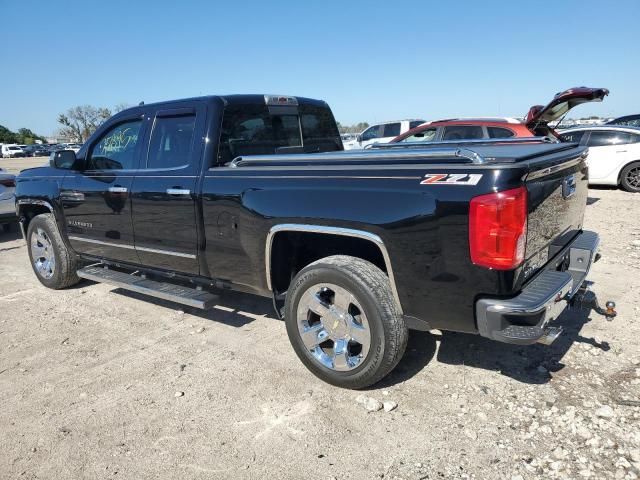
[605, 301, 616, 321]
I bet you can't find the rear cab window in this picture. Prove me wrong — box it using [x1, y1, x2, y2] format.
[217, 100, 341, 165]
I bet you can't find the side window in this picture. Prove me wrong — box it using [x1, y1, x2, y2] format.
[442, 125, 484, 141]
[487, 127, 515, 138]
[561, 131, 585, 144]
[399, 127, 437, 143]
[587, 131, 632, 147]
[361, 125, 381, 141]
[409, 120, 424, 129]
[629, 133, 640, 144]
[87, 119, 142, 170]
[147, 114, 196, 169]
[382, 122, 401, 137]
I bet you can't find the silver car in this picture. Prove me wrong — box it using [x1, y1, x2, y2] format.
[0, 171, 17, 232]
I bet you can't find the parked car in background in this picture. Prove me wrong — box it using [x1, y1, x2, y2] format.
[391, 118, 530, 143]
[65, 144, 82, 153]
[340, 133, 356, 142]
[343, 119, 425, 149]
[23, 145, 51, 157]
[1, 144, 25, 158]
[390, 87, 609, 144]
[0, 172, 17, 232]
[559, 125, 640, 192]
[608, 114, 640, 128]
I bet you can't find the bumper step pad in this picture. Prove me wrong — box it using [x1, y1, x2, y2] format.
[77, 265, 218, 309]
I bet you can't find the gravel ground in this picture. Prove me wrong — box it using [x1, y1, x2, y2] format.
[1, 159, 639, 479]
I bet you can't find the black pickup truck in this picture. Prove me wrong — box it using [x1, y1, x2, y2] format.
[15, 94, 614, 388]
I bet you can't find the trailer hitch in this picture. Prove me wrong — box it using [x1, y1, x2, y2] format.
[572, 282, 617, 321]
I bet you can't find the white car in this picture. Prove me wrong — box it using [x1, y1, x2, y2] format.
[0, 172, 17, 231]
[343, 119, 425, 150]
[1, 144, 25, 158]
[560, 126, 640, 192]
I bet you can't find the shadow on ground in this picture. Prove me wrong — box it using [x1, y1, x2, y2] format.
[435, 304, 610, 385]
[111, 287, 276, 328]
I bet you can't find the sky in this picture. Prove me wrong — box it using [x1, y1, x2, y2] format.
[1, 0, 639, 136]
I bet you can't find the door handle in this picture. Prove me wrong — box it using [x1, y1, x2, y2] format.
[166, 188, 191, 196]
[616, 150, 627, 153]
[108, 186, 128, 193]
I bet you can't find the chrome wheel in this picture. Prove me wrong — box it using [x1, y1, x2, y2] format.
[296, 283, 371, 372]
[626, 166, 640, 188]
[31, 227, 55, 279]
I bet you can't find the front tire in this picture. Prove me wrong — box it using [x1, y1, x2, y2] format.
[620, 161, 640, 192]
[284, 255, 408, 389]
[27, 213, 80, 289]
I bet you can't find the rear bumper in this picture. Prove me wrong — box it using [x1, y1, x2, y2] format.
[476, 230, 599, 345]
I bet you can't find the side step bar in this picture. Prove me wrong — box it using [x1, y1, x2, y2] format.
[77, 265, 219, 309]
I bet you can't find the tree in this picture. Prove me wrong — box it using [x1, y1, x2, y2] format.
[58, 105, 112, 143]
[0, 125, 17, 143]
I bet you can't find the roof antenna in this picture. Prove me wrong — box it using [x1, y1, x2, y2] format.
[139, 101, 144, 106]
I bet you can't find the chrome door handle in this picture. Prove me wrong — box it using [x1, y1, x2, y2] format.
[166, 188, 191, 196]
[108, 186, 128, 193]
[616, 150, 627, 153]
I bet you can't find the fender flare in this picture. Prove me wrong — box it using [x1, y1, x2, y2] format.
[265, 223, 404, 314]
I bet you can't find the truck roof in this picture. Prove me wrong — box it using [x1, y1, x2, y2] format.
[120, 94, 329, 113]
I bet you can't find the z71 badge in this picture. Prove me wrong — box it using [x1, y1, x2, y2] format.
[421, 173, 483, 185]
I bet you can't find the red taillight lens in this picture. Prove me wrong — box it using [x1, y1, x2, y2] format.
[469, 186, 527, 270]
[0, 178, 15, 188]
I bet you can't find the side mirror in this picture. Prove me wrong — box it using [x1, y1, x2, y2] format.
[50, 150, 76, 169]
[356, 134, 362, 143]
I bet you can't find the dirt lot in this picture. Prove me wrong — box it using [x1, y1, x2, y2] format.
[1, 158, 639, 479]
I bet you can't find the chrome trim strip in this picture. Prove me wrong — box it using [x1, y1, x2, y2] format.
[136, 245, 196, 259]
[16, 199, 54, 214]
[69, 236, 136, 250]
[526, 152, 587, 181]
[265, 224, 403, 313]
[68, 236, 197, 259]
[368, 136, 556, 150]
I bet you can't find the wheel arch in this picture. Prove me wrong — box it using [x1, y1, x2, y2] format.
[265, 224, 403, 313]
[16, 199, 55, 238]
[617, 159, 640, 185]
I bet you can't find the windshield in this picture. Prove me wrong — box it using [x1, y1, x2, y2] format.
[217, 103, 342, 165]
[398, 127, 437, 143]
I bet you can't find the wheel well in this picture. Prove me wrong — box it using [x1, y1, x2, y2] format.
[618, 160, 640, 184]
[19, 204, 52, 232]
[269, 231, 387, 294]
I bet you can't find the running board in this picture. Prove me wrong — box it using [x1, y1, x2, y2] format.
[77, 265, 218, 309]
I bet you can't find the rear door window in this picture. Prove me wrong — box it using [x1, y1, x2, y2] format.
[147, 114, 196, 169]
[587, 131, 632, 147]
[382, 123, 401, 137]
[487, 127, 515, 138]
[442, 125, 484, 140]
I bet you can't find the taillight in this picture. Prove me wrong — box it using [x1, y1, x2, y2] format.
[0, 178, 15, 188]
[469, 186, 527, 270]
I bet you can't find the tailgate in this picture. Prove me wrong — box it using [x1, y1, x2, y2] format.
[522, 148, 589, 281]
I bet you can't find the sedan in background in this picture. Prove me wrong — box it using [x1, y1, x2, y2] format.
[0, 173, 17, 232]
[560, 126, 640, 192]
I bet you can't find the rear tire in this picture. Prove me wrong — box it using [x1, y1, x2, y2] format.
[26, 213, 80, 289]
[284, 255, 408, 389]
[620, 161, 640, 192]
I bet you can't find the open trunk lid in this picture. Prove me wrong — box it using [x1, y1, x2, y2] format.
[521, 145, 589, 282]
[525, 87, 609, 131]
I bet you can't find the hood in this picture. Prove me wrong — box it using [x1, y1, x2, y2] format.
[525, 87, 609, 128]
